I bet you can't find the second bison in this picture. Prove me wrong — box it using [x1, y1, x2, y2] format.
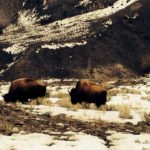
[3, 78, 46, 103]
[69, 80, 107, 107]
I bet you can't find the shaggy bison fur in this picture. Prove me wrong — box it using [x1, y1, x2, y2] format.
[3, 78, 46, 103]
[69, 80, 107, 107]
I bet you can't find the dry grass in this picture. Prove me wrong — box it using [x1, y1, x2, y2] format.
[107, 87, 141, 101]
[56, 98, 84, 111]
[143, 112, 150, 123]
[142, 94, 150, 101]
[52, 93, 69, 99]
[28, 97, 52, 106]
[56, 99, 73, 108]
[55, 97, 98, 111]
[99, 104, 133, 119]
[118, 105, 132, 119]
[0, 114, 16, 134]
[108, 88, 141, 96]
[99, 104, 124, 112]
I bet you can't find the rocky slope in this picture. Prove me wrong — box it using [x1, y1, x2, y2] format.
[0, 0, 150, 81]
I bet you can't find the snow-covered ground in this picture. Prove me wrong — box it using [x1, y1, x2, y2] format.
[107, 131, 150, 150]
[0, 77, 150, 149]
[0, 131, 107, 150]
[0, 131, 149, 150]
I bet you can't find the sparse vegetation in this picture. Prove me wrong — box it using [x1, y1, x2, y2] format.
[118, 105, 132, 119]
[56, 99, 73, 109]
[99, 104, 133, 119]
[52, 92, 69, 99]
[0, 116, 15, 134]
[143, 112, 150, 123]
[28, 97, 52, 106]
[142, 94, 150, 101]
[135, 139, 150, 144]
[99, 104, 119, 111]
[108, 87, 141, 97]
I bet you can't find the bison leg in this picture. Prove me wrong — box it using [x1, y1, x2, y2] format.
[20, 97, 28, 104]
[95, 102, 101, 108]
[95, 93, 107, 107]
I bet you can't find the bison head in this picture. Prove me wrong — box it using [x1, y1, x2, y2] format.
[69, 88, 78, 104]
[3, 93, 14, 102]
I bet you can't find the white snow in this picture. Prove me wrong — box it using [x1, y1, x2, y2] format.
[41, 41, 87, 50]
[0, 131, 149, 150]
[103, 19, 113, 29]
[2, 43, 27, 54]
[0, 61, 18, 75]
[0, 83, 10, 101]
[108, 132, 150, 150]
[78, 0, 92, 7]
[0, 131, 107, 150]
[22, 105, 142, 125]
[48, 97, 62, 103]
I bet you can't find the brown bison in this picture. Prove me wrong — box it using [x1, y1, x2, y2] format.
[69, 80, 107, 107]
[3, 78, 46, 103]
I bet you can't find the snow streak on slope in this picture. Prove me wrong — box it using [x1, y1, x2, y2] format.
[2, 43, 27, 54]
[41, 41, 87, 50]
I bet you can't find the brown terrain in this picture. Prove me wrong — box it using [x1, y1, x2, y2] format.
[0, 0, 149, 81]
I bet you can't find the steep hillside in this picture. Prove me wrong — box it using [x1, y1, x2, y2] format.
[0, 0, 150, 81]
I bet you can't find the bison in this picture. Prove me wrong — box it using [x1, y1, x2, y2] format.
[3, 78, 46, 103]
[69, 80, 107, 107]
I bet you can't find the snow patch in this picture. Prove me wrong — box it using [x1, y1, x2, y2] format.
[0, 132, 107, 150]
[2, 44, 27, 54]
[78, 0, 92, 6]
[108, 132, 150, 150]
[41, 41, 87, 50]
[0, 61, 17, 75]
[103, 19, 113, 29]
